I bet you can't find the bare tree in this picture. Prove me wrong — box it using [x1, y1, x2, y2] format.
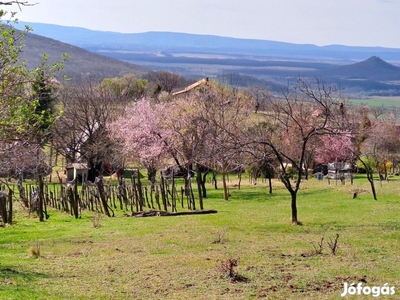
[53, 78, 129, 182]
[252, 78, 346, 225]
[145, 71, 184, 95]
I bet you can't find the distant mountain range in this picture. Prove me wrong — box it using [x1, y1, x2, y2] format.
[15, 21, 400, 95]
[16, 22, 400, 62]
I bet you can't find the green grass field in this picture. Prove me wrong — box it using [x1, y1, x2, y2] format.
[1, 175, 399, 299]
[349, 96, 400, 108]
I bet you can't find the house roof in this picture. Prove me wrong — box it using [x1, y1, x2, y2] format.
[66, 162, 88, 170]
[172, 78, 209, 97]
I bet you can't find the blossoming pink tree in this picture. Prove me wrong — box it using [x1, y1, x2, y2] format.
[108, 100, 175, 184]
[314, 131, 356, 164]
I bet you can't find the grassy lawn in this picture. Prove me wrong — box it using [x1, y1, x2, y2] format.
[1, 175, 399, 299]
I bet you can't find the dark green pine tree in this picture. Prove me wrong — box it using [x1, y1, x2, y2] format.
[31, 69, 57, 221]
[31, 69, 56, 144]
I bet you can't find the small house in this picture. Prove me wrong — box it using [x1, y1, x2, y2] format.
[66, 162, 88, 182]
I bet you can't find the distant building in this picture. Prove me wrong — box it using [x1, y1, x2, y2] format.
[65, 162, 88, 182]
[327, 162, 354, 184]
[172, 78, 209, 97]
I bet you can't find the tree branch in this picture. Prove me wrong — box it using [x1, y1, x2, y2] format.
[0, 1, 38, 10]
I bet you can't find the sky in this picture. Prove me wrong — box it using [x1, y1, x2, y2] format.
[8, 0, 400, 48]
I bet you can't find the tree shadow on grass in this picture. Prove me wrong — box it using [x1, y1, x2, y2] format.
[0, 266, 49, 283]
[0, 266, 53, 299]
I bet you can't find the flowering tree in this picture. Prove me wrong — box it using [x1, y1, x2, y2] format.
[167, 82, 254, 201]
[314, 131, 356, 164]
[108, 100, 175, 183]
[356, 119, 400, 200]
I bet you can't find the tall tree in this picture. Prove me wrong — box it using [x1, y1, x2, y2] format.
[28, 62, 63, 221]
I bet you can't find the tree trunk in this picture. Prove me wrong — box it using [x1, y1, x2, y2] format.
[384, 163, 388, 180]
[187, 175, 196, 210]
[137, 174, 144, 210]
[155, 185, 161, 210]
[201, 171, 209, 198]
[71, 182, 79, 219]
[268, 177, 272, 194]
[37, 175, 45, 222]
[304, 167, 309, 180]
[147, 166, 157, 189]
[196, 168, 204, 210]
[290, 191, 298, 225]
[212, 171, 218, 189]
[377, 163, 383, 187]
[237, 171, 242, 190]
[222, 172, 229, 201]
[17, 176, 29, 208]
[366, 170, 377, 200]
[171, 170, 176, 212]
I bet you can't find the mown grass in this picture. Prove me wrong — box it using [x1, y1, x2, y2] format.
[1, 175, 399, 299]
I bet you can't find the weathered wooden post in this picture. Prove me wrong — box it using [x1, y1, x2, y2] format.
[7, 189, 12, 225]
[160, 175, 168, 212]
[155, 185, 161, 211]
[137, 170, 144, 210]
[95, 176, 111, 217]
[0, 190, 7, 224]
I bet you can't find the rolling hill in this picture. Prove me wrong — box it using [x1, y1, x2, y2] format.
[21, 31, 150, 80]
[319, 56, 400, 81]
[313, 56, 400, 95]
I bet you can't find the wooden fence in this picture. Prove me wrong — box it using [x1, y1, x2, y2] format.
[3, 175, 200, 219]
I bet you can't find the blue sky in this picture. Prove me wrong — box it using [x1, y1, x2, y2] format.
[10, 0, 400, 48]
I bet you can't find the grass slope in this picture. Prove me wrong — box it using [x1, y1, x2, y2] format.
[1, 175, 399, 299]
[349, 96, 400, 108]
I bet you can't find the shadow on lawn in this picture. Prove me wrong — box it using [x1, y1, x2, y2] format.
[0, 266, 49, 283]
